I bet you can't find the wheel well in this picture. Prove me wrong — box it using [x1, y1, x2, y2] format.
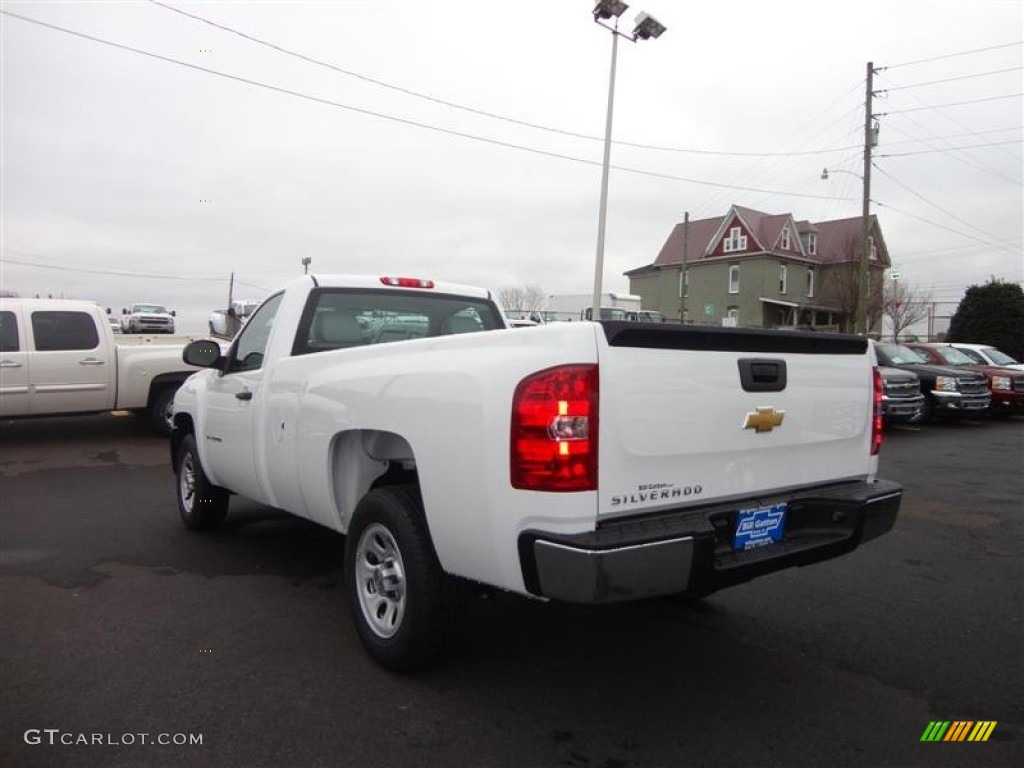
[170, 413, 195, 468]
[148, 372, 191, 408]
[330, 430, 418, 531]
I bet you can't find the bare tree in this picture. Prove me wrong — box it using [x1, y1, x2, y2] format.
[498, 284, 546, 314]
[497, 286, 526, 313]
[521, 285, 546, 312]
[883, 279, 934, 341]
[818, 262, 884, 334]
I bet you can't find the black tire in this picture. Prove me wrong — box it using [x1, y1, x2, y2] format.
[175, 434, 229, 530]
[149, 387, 177, 437]
[344, 485, 452, 673]
[912, 396, 932, 424]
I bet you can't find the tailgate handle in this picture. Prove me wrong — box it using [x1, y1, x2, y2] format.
[738, 358, 787, 392]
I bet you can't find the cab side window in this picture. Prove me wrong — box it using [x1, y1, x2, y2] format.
[0, 311, 18, 352]
[228, 293, 283, 373]
[31, 311, 99, 351]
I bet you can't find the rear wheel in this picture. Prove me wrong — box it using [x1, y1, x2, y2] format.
[344, 485, 452, 672]
[175, 434, 229, 530]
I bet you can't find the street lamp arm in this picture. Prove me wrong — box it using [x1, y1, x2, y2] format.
[820, 167, 863, 181]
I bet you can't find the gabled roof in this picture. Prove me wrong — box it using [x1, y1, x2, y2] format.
[651, 215, 725, 266]
[638, 206, 888, 273]
[814, 215, 890, 266]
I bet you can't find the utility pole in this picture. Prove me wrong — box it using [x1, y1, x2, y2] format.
[679, 211, 689, 323]
[858, 61, 876, 336]
[227, 271, 235, 309]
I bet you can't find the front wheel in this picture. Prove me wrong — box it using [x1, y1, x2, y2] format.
[175, 434, 229, 530]
[149, 387, 177, 436]
[344, 485, 451, 673]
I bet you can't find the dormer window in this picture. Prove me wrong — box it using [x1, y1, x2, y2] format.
[781, 228, 790, 250]
[869, 235, 878, 261]
[723, 226, 747, 253]
[808, 233, 817, 256]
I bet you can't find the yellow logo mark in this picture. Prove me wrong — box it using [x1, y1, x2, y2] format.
[743, 407, 785, 433]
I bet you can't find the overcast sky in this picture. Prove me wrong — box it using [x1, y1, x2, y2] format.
[2, 0, 1021, 330]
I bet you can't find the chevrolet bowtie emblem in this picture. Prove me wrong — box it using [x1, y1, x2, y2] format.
[743, 407, 785, 433]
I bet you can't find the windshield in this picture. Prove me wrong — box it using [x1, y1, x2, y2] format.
[875, 343, 928, 366]
[932, 346, 977, 366]
[134, 304, 167, 314]
[984, 347, 1020, 365]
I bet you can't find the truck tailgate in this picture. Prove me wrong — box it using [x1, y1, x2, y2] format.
[596, 323, 873, 519]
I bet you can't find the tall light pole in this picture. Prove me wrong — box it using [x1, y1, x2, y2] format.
[590, 1, 666, 322]
[301, 257, 312, 275]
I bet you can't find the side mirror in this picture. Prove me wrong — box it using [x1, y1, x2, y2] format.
[227, 307, 237, 317]
[171, 310, 177, 317]
[183, 339, 222, 368]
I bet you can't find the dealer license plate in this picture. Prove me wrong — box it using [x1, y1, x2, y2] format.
[733, 503, 788, 551]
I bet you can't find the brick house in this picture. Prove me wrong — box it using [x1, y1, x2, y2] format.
[625, 204, 890, 333]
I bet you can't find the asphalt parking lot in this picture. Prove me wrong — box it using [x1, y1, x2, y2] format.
[1, 413, 1021, 768]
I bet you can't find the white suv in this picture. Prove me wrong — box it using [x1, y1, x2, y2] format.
[948, 343, 1024, 371]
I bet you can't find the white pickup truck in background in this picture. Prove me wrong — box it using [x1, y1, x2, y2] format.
[171, 274, 902, 671]
[208, 299, 260, 339]
[0, 298, 210, 434]
[121, 302, 176, 334]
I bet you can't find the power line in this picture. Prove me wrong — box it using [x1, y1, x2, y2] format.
[881, 105, 1022, 187]
[873, 164, 1020, 252]
[872, 199, 1024, 252]
[877, 139, 1022, 157]
[879, 93, 1023, 115]
[2, 252, 273, 291]
[883, 41, 1023, 69]
[880, 66, 1023, 91]
[883, 126, 1023, 147]
[1, 10, 854, 202]
[147, 0, 858, 160]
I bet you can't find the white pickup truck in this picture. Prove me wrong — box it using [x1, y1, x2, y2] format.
[121, 302, 176, 334]
[171, 274, 902, 671]
[0, 298, 209, 435]
[208, 299, 260, 339]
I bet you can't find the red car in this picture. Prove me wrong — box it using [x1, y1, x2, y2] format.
[905, 343, 1024, 416]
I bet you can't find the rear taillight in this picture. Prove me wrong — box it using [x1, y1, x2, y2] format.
[871, 367, 883, 456]
[380, 276, 435, 289]
[511, 365, 598, 492]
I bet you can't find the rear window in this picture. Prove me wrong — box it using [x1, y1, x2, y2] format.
[292, 289, 503, 356]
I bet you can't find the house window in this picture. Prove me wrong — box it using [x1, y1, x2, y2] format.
[728, 264, 740, 294]
[808, 233, 817, 256]
[869, 235, 877, 261]
[723, 226, 747, 253]
[779, 264, 788, 294]
[679, 267, 689, 298]
[781, 228, 790, 250]
[807, 267, 815, 298]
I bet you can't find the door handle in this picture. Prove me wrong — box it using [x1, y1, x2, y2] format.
[0, 360, 22, 368]
[235, 390, 253, 401]
[79, 358, 106, 366]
